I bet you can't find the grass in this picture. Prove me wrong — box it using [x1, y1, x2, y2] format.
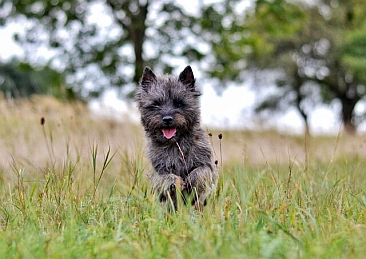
[0, 96, 365, 258]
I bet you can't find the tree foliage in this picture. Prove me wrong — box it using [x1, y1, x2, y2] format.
[342, 21, 366, 83]
[205, 0, 366, 134]
[0, 61, 75, 99]
[0, 0, 204, 99]
[1, 0, 366, 133]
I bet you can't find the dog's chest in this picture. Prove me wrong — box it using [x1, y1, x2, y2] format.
[151, 145, 195, 178]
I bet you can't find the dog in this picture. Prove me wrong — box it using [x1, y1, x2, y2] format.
[135, 65, 218, 210]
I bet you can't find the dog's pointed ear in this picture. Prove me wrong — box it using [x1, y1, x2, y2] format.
[140, 66, 157, 89]
[179, 66, 195, 89]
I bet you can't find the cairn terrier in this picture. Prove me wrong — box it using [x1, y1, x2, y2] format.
[135, 66, 218, 210]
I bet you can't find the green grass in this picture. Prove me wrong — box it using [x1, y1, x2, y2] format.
[0, 98, 365, 258]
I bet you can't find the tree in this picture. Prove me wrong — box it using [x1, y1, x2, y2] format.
[0, 0, 204, 99]
[0, 60, 75, 100]
[203, 0, 366, 134]
[342, 21, 366, 88]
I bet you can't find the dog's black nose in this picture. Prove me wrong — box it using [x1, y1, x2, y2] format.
[162, 116, 173, 125]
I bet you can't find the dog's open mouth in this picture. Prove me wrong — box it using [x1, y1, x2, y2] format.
[162, 128, 176, 139]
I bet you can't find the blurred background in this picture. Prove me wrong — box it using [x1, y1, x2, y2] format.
[1, 0, 366, 135]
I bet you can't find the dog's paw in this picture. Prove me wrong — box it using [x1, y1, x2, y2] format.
[161, 174, 183, 194]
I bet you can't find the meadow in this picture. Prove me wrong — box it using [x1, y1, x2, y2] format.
[0, 96, 365, 258]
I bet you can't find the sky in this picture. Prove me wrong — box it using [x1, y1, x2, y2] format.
[1, 1, 362, 135]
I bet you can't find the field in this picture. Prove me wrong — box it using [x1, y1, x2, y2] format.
[0, 96, 365, 258]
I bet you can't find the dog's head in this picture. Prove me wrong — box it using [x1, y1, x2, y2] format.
[135, 66, 201, 143]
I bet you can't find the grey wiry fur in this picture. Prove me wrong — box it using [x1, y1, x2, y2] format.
[135, 66, 218, 209]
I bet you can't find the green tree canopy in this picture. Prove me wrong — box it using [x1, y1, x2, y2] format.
[0, 0, 207, 99]
[0, 61, 74, 100]
[2, 0, 366, 133]
[204, 0, 366, 134]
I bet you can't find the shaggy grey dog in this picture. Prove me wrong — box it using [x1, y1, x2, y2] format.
[135, 65, 218, 210]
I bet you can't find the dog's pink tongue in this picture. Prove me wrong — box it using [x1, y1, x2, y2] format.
[162, 128, 176, 139]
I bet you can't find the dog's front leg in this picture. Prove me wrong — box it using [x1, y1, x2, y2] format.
[185, 166, 218, 207]
[148, 172, 183, 207]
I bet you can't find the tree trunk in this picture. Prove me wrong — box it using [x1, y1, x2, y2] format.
[106, 0, 148, 84]
[303, 117, 310, 137]
[296, 104, 310, 136]
[129, 3, 148, 84]
[340, 97, 358, 134]
[294, 70, 311, 136]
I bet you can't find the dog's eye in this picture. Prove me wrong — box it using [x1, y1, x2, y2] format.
[148, 101, 161, 109]
[173, 99, 185, 108]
